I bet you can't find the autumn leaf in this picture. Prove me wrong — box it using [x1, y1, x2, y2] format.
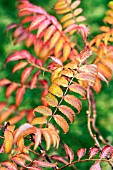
[53, 114, 69, 133]
[64, 95, 82, 113]
[58, 105, 75, 123]
[77, 148, 86, 160]
[64, 144, 74, 163]
[44, 93, 58, 107]
[49, 83, 63, 97]
[16, 86, 26, 107]
[34, 106, 52, 116]
[4, 129, 13, 154]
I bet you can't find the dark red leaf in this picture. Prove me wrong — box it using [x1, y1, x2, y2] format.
[89, 147, 99, 159]
[77, 148, 86, 160]
[100, 145, 113, 159]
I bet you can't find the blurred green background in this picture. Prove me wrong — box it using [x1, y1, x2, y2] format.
[0, 0, 113, 169]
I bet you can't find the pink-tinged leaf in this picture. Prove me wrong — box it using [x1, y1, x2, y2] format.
[98, 72, 109, 85]
[16, 153, 32, 162]
[76, 73, 96, 85]
[1, 161, 17, 170]
[34, 106, 52, 116]
[51, 155, 68, 165]
[16, 86, 25, 107]
[12, 61, 28, 73]
[6, 83, 18, 98]
[5, 23, 18, 33]
[100, 145, 113, 159]
[69, 83, 87, 99]
[37, 20, 51, 38]
[14, 31, 28, 45]
[13, 26, 24, 38]
[58, 105, 75, 123]
[34, 128, 41, 150]
[90, 161, 101, 170]
[89, 147, 99, 159]
[77, 148, 86, 160]
[64, 95, 82, 113]
[33, 160, 57, 168]
[21, 66, 33, 84]
[0, 102, 6, 112]
[64, 144, 74, 163]
[30, 71, 41, 89]
[29, 15, 46, 31]
[0, 79, 11, 86]
[53, 114, 69, 133]
[5, 50, 31, 63]
[50, 56, 63, 66]
[11, 157, 26, 167]
[79, 64, 97, 75]
[14, 123, 36, 142]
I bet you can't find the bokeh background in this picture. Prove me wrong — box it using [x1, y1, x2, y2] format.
[0, 0, 113, 169]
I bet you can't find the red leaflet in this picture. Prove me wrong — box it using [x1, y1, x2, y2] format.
[14, 31, 28, 45]
[16, 86, 26, 107]
[64, 144, 74, 163]
[6, 83, 18, 98]
[30, 71, 41, 89]
[90, 161, 101, 170]
[89, 147, 99, 159]
[21, 66, 33, 84]
[35, 59, 43, 67]
[5, 50, 31, 63]
[12, 61, 28, 73]
[13, 26, 24, 38]
[0, 78, 11, 86]
[100, 145, 113, 159]
[77, 148, 86, 160]
[50, 56, 63, 66]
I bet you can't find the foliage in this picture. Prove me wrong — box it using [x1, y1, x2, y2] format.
[0, 0, 113, 169]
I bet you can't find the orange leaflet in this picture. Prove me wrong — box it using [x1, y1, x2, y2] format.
[16, 86, 26, 107]
[53, 114, 69, 133]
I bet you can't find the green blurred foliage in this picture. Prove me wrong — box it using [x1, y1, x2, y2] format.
[0, 0, 113, 169]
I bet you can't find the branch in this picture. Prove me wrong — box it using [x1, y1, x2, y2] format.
[90, 90, 111, 146]
[86, 85, 100, 148]
[57, 158, 113, 170]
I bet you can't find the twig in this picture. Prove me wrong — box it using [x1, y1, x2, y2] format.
[90, 90, 111, 146]
[29, 61, 52, 73]
[57, 158, 113, 170]
[86, 85, 100, 148]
